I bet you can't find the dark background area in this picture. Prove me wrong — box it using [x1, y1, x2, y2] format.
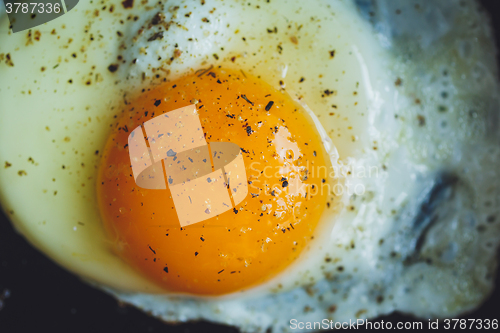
[1, 1, 500, 332]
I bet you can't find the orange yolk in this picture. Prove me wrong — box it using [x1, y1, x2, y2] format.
[97, 67, 331, 295]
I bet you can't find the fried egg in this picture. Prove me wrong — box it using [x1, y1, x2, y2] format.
[0, 0, 499, 332]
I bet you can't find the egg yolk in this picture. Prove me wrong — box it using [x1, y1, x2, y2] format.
[97, 67, 331, 295]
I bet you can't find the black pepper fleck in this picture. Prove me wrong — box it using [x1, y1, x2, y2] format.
[265, 101, 274, 111]
[148, 31, 164, 42]
[108, 64, 119, 73]
[241, 94, 254, 106]
[121, 0, 134, 9]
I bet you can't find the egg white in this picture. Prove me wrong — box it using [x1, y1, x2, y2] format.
[1, 0, 500, 332]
